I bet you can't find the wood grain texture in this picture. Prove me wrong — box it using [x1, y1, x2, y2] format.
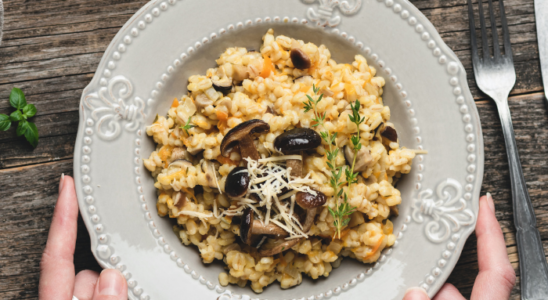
[0, 0, 546, 299]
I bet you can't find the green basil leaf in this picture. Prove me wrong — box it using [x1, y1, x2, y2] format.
[16, 120, 29, 137]
[10, 110, 24, 122]
[0, 114, 11, 131]
[9, 88, 27, 110]
[23, 104, 37, 118]
[24, 122, 39, 148]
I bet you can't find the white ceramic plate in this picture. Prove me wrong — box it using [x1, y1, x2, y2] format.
[74, 1, 484, 299]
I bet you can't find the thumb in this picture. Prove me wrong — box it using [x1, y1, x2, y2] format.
[91, 269, 128, 300]
[403, 287, 431, 300]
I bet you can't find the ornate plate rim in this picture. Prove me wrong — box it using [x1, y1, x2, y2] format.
[74, 0, 485, 299]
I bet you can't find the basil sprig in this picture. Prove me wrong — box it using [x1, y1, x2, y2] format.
[0, 88, 39, 148]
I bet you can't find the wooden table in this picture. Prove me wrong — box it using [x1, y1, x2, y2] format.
[0, 0, 546, 299]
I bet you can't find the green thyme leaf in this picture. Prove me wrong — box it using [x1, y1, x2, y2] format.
[9, 88, 27, 110]
[180, 116, 196, 136]
[0, 114, 11, 131]
[23, 104, 37, 118]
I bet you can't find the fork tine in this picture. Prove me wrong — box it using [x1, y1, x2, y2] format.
[477, 0, 490, 59]
[499, 0, 514, 59]
[487, 0, 501, 59]
[467, 0, 480, 65]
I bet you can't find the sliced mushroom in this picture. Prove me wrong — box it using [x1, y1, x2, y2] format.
[232, 64, 249, 83]
[220, 119, 270, 162]
[240, 208, 289, 245]
[201, 160, 220, 188]
[174, 192, 188, 210]
[168, 146, 191, 164]
[290, 48, 312, 70]
[240, 208, 255, 245]
[225, 167, 250, 198]
[258, 190, 325, 256]
[258, 238, 302, 257]
[274, 128, 321, 177]
[194, 93, 214, 110]
[168, 159, 193, 169]
[251, 220, 289, 237]
[381, 126, 398, 142]
[286, 159, 304, 178]
[212, 77, 233, 95]
[344, 146, 373, 172]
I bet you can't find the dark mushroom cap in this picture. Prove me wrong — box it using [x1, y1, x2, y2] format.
[225, 167, 250, 198]
[274, 128, 321, 154]
[220, 119, 270, 157]
[290, 49, 312, 70]
[240, 208, 254, 245]
[212, 77, 233, 95]
[381, 126, 398, 142]
[296, 190, 327, 209]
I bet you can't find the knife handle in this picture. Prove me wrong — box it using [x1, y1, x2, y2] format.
[497, 101, 548, 299]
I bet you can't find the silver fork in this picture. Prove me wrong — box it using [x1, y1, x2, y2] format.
[467, 0, 548, 298]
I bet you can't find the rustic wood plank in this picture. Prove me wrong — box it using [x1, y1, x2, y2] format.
[0, 160, 100, 300]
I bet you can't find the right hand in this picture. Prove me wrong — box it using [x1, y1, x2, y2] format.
[403, 193, 516, 300]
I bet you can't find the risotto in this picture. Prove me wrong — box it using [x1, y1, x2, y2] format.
[144, 29, 416, 293]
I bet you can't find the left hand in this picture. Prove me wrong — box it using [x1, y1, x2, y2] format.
[38, 175, 128, 300]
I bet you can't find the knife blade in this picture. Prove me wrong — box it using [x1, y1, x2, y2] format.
[536, 0, 548, 107]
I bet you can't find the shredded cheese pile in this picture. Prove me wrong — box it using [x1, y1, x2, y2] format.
[243, 156, 317, 240]
[176, 155, 318, 240]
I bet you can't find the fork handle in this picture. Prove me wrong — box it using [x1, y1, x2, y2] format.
[497, 100, 548, 299]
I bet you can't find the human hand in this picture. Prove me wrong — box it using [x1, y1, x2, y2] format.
[402, 193, 516, 300]
[39, 175, 128, 300]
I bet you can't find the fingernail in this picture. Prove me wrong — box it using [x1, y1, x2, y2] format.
[403, 287, 430, 300]
[59, 173, 65, 194]
[98, 269, 125, 296]
[486, 192, 495, 213]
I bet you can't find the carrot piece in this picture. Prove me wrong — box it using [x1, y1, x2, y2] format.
[171, 98, 180, 108]
[216, 110, 228, 122]
[362, 236, 385, 260]
[159, 145, 173, 168]
[260, 54, 275, 78]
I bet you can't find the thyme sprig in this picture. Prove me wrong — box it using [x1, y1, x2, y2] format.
[345, 100, 367, 185]
[304, 85, 360, 239]
[180, 116, 196, 136]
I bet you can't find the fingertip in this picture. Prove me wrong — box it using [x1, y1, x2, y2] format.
[403, 287, 430, 300]
[93, 269, 127, 300]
